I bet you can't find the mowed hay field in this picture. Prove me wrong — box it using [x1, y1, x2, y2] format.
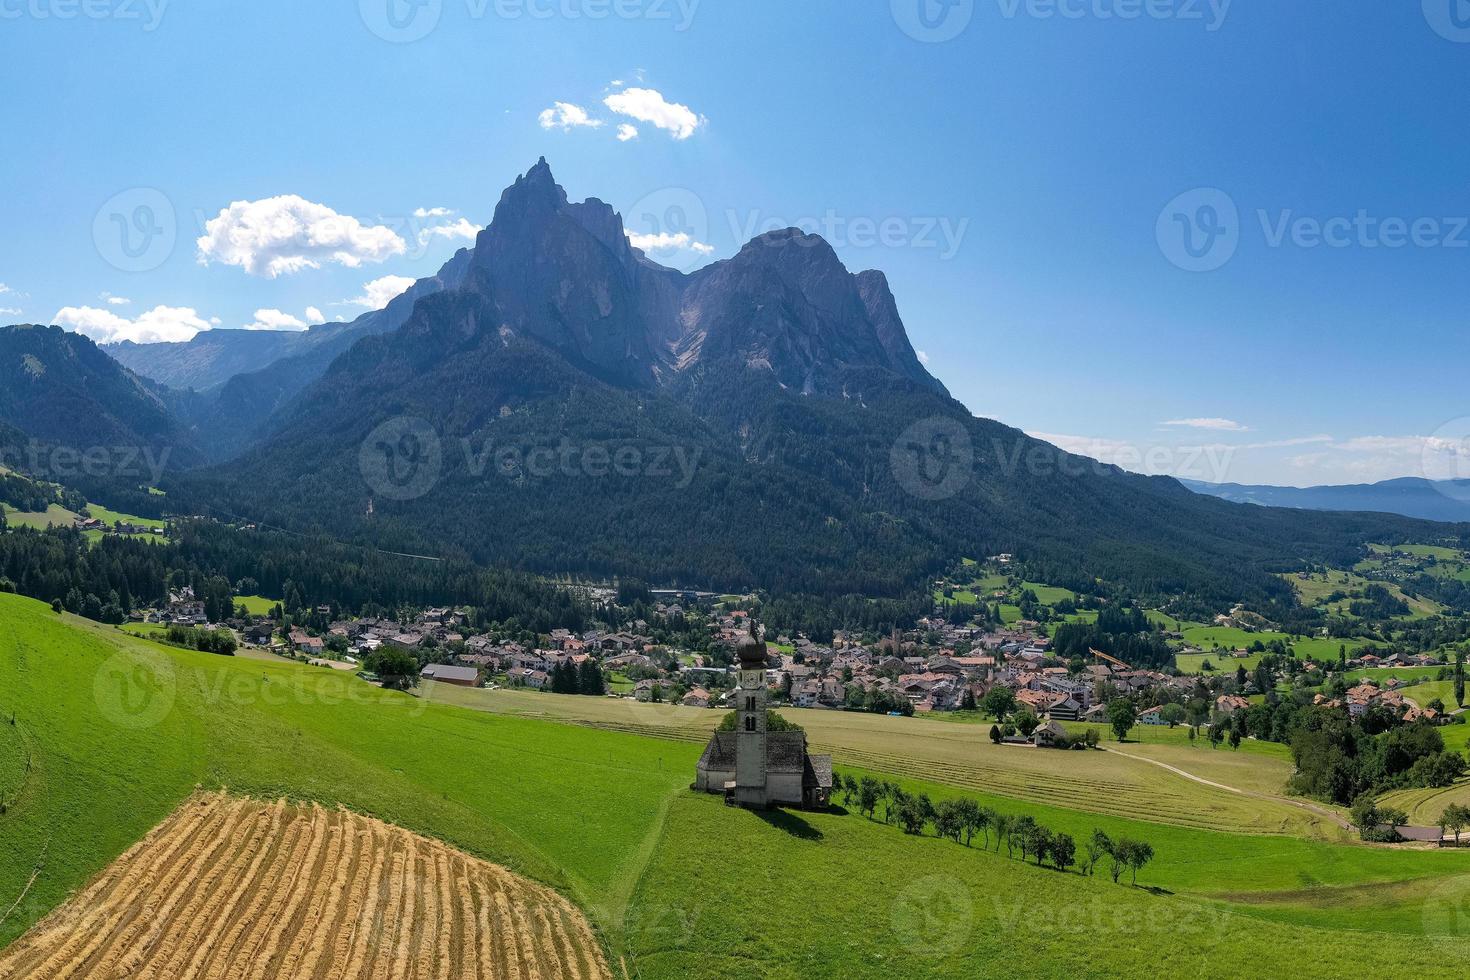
[0, 792, 608, 980]
[430, 686, 1332, 837]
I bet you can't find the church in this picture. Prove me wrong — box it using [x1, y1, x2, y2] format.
[693, 635, 833, 810]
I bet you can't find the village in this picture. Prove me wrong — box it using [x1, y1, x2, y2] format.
[135, 578, 1460, 751]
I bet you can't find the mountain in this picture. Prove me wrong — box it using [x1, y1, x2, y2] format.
[111, 250, 473, 400]
[104, 250, 474, 462]
[0, 325, 199, 461]
[109, 329, 310, 392]
[169, 161, 1465, 604]
[185, 250, 474, 460]
[0, 325, 201, 513]
[1183, 477, 1470, 523]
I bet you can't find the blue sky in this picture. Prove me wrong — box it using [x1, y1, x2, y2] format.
[2, 0, 1469, 487]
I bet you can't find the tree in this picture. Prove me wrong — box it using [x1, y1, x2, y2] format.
[981, 687, 1016, 720]
[881, 783, 904, 826]
[988, 724, 1002, 744]
[577, 659, 604, 696]
[898, 796, 929, 835]
[1349, 793, 1384, 840]
[960, 689, 977, 712]
[1160, 703, 1186, 728]
[955, 800, 984, 846]
[1105, 838, 1128, 883]
[1011, 816, 1039, 862]
[1014, 710, 1041, 738]
[1107, 700, 1135, 742]
[1123, 840, 1154, 885]
[934, 799, 965, 843]
[1455, 649, 1466, 709]
[1084, 829, 1111, 876]
[366, 647, 420, 691]
[994, 813, 1015, 856]
[857, 776, 880, 819]
[1049, 832, 1076, 871]
[1440, 803, 1469, 846]
[1228, 727, 1242, 750]
[977, 807, 998, 849]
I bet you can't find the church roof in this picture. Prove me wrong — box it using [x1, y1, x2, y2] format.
[696, 731, 811, 773]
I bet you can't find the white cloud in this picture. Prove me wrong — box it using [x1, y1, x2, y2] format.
[603, 87, 703, 140]
[0, 284, 11, 295]
[916, 350, 930, 365]
[0, 308, 21, 317]
[242, 308, 309, 332]
[626, 230, 714, 255]
[616, 124, 639, 142]
[101, 293, 131, 306]
[305, 306, 325, 323]
[343, 274, 416, 310]
[54, 305, 213, 345]
[1162, 417, 1250, 432]
[417, 217, 479, 246]
[196, 195, 407, 278]
[413, 207, 454, 218]
[538, 102, 603, 131]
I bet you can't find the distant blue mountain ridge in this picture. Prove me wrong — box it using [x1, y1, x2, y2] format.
[1182, 477, 1470, 524]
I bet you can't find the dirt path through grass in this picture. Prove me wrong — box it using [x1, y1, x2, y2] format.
[1104, 746, 1354, 831]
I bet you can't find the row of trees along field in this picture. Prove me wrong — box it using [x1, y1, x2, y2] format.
[833, 772, 1157, 884]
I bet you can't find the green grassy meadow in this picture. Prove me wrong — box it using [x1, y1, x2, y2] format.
[0, 503, 78, 530]
[5, 591, 1470, 976]
[233, 593, 278, 616]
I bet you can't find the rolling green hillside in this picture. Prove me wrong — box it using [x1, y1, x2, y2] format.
[3, 592, 1470, 977]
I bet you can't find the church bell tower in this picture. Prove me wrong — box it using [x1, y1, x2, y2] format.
[733, 634, 769, 808]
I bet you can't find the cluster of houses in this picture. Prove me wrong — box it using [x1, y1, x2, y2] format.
[73, 514, 163, 537]
[141, 588, 208, 627]
[1312, 678, 1447, 724]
